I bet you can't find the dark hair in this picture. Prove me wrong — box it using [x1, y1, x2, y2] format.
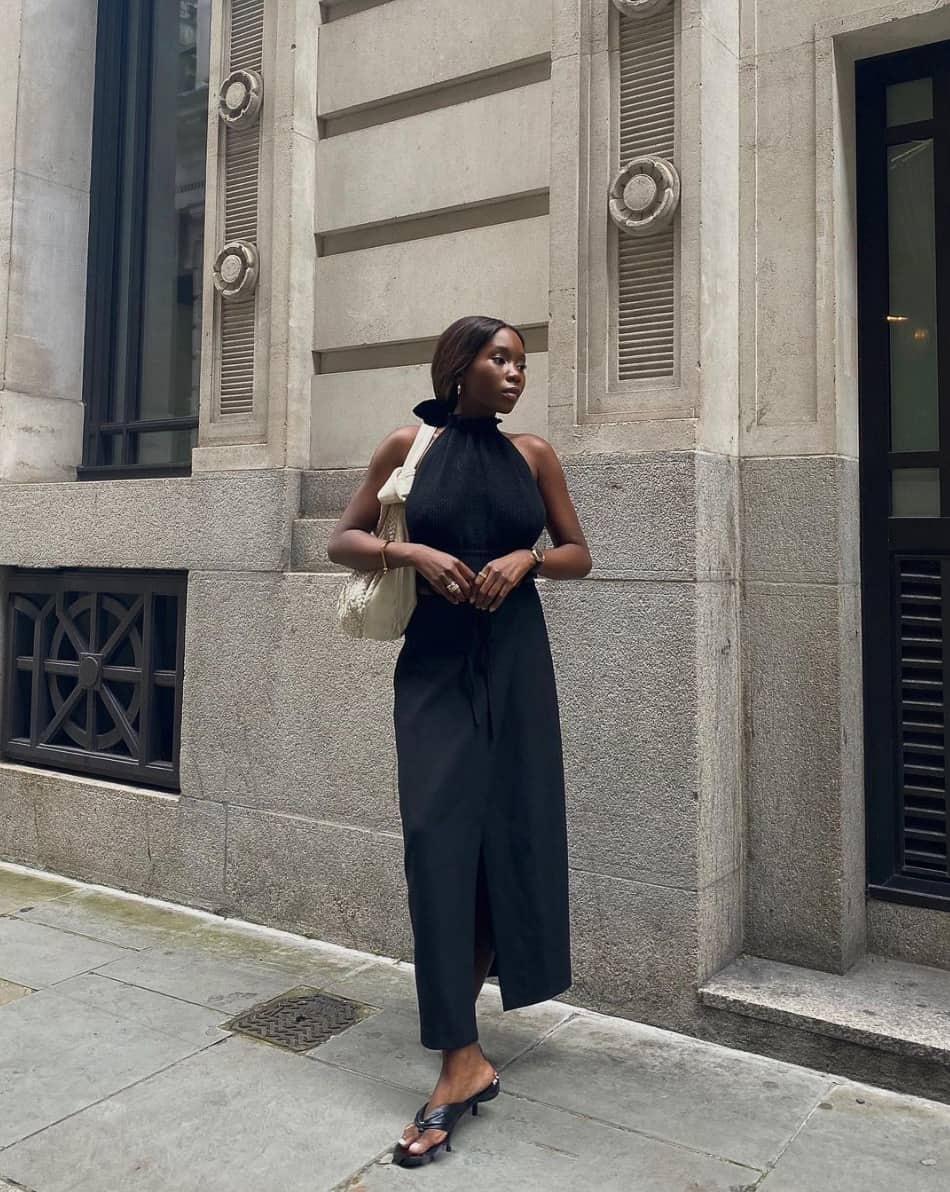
[430, 316, 526, 410]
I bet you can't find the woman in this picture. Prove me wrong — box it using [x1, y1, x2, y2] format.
[327, 315, 592, 1166]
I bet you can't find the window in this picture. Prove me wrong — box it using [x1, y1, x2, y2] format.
[856, 39, 950, 909]
[81, 0, 212, 477]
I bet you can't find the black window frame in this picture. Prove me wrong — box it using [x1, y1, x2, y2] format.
[856, 38, 950, 910]
[80, 0, 200, 480]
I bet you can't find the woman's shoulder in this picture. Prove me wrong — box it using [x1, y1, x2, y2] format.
[373, 423, 439, 470]
[501, 429, 558, 463]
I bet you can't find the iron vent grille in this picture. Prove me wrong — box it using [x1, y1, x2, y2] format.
[219, 0, 264, 419]
[2, 570, 187, 791]
[895, 557, 948, 881]
[616, 5, 677, 383]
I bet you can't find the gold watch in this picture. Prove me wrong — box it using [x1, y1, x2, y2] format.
[529, 545, 545, 572]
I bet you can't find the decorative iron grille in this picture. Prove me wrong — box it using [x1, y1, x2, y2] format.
[2, 570, 187, 790]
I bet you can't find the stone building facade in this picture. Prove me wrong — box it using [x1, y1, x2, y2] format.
[1, 0, 949, 1095]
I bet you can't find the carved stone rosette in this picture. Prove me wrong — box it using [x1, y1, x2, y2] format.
[608, 155, 681, 236]
[611, 0, 674, 16]
[218, 68, 263, 128]
[212, 239, 260, 299]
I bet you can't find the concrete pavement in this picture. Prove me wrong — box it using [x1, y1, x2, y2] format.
[0, 860, 948, 1192]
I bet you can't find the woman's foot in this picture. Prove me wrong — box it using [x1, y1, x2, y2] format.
[397, 1045, 497, 1158]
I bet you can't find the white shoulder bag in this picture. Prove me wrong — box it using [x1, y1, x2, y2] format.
[336, 421, 439, 640]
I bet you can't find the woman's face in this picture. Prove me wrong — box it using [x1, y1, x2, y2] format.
[460, 329, 527, 414]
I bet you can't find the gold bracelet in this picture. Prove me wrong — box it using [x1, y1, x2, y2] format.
[380, 539, 389, 573]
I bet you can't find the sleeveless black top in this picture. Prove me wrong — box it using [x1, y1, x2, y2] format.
[405, 403, 546, 594]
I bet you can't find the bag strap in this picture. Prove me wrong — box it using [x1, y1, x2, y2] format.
[402, 422, 437, 469]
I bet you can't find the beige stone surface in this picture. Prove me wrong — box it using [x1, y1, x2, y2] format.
[317, 0, 552, 117]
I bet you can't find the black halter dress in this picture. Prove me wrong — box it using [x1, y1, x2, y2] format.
[393, 400, 573, 1049]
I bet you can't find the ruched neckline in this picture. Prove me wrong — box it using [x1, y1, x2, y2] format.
[412, 397, 501, 432]
[446, 412, 501, 433]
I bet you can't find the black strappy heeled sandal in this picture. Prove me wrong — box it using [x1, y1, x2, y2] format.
[392, 1071, 500, 1167]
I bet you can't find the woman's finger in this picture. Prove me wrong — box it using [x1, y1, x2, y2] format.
[488, 584, 511, 612]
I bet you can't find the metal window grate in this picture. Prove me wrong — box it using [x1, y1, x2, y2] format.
[2, 570, 187, 791]
[895, 557, 949, 880]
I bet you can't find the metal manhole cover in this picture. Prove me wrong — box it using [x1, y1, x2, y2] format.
[223, 986, 379, 1051]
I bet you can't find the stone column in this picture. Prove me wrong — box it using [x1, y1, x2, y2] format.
[0, 1, 96, 483]
[549, 0, 742, 1030]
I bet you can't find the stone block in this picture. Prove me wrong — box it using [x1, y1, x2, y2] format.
[742, 455, 859, 583]
[317, 0, 551, 117]
[15, 0, 96, 193]
[313, 218, 549, 351]
[180, 571, 401, 831]
[223, 805, 411, 961]
[6, 171, 89, 404]
[866, 898, 950, 974]
[316, 83, 549, 232]
[559, 867, 701, 1032]
[742, 581, 864, 971]
[310, 355, 549, 469]
[0, 470, 299, 570]
[0, 389, 84, 482]
[0, 763, 226, 910]
[696, 581, 742, 889]
[291, 516, 348, 572]
[544, 579, 699, 890]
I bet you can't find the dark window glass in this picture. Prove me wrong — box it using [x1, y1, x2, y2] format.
[857, 39, 950, 911]
[81, 0, 211, 477]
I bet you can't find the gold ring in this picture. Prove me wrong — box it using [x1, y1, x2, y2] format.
[445, 580, 461, 593]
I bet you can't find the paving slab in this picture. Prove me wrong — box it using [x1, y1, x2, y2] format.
[0, 917, 133, 988]
[307, 983, 576, 1093]
[50, 972, 232, 1047]
[318, 957, 423, 1015]
[181, 917, 381, 986]
[356, 1091, 761, 1192]
[758, 1081, 950, 1190]
[0, 987, 211, 1148]
[0, 866, 78, 915]
[0, 978, 32, 1007]
[92, 941, 307, 1014]
[320, 956, 575, 1049]
[13, 889, 211, 951]
[0, 1035, 417, 1192]
[499, 1011, 834, 1170]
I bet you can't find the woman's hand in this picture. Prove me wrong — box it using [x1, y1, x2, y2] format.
[469, 550, 535, 611]
[411, 546, 477, 604]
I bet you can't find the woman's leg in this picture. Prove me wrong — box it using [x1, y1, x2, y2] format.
[397, 875, 497, 1158]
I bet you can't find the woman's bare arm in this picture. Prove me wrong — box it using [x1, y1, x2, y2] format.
[326, 424, 479, 600]
[523, 436, 593, 580]
[325, 426, 420, 571]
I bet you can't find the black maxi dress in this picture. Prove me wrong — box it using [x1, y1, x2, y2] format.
[393, 400, 573, 1050]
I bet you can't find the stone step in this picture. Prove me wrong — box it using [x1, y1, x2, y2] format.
[291, 518, 348, 573]
[300, 469, 365, 518]
[698, 952, 950, 1103]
